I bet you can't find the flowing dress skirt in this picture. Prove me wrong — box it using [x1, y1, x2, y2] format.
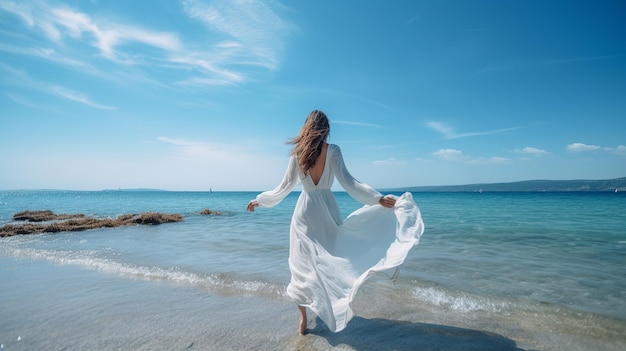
[286, 191, 424, 332]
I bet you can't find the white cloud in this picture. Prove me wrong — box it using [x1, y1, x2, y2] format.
[604, 145, 626, 155]
[333, 120, 383, 128]
[427, 121, 521, 139]
[433, 148, 464, 161]
[51, 86, 116, 110]
[0, 43, 137, 84]
[515, 147, 550, 156]
[168, 55, 245, 86]
[181, 0, 290, 70]
[567, 143, 601, 152]
[0, 0, 291, 87]
[433, 148, 510, 165]
[52, 7, 182, 60]
[567, 142, 626, 155]
[427, 122, 456, 139]
[0, 63, 116, 109]
[0, 1, 35, 27]
[2, 1, 181, 61]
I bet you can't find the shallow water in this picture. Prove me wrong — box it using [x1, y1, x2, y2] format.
[1, 190, 625, 350]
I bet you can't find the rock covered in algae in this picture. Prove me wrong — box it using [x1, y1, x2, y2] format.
[199, 209, 224, 215]
[0, 210, 183, 237]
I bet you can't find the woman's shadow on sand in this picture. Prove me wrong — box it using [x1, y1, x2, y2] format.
[307, 316, 531, 351]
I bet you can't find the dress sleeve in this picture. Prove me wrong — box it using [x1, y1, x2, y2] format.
[255, 155, 300, 208]
[330, 145, 383, 206]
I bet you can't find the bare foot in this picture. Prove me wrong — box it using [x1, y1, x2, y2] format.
[298, 305, 307, 335]
[299, 319, 307, 335]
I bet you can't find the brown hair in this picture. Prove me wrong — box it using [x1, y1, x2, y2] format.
[288, 110, 330, 175]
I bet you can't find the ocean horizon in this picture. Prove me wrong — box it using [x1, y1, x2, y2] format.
[3, 175, 625, 193]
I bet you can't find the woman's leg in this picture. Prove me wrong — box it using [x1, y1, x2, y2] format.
[298, 305, 307, 335]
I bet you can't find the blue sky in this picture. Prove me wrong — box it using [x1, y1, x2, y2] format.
[1, 0, 624, 191]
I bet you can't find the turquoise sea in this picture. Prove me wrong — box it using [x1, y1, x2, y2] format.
[0, 190, 625, 350]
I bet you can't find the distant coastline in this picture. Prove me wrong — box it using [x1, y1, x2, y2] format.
[3, 177, 626, 193]
[102, 188, 167, 192]
[384, 177, 626, 193]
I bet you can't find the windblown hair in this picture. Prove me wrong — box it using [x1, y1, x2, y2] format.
[288, 110, 330, 176]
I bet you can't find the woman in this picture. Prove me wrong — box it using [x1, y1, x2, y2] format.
[247, 110, 423, 335]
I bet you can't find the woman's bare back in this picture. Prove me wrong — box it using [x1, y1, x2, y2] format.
[308, 142, 328, 186]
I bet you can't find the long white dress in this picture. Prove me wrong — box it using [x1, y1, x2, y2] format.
[255, 144, 424, 332]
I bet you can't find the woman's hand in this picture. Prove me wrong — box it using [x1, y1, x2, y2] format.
[246, 200, 259, 212]
[378, 195, 396, 208]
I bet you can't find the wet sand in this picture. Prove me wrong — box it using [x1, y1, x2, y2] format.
[1, 257, 624, 351]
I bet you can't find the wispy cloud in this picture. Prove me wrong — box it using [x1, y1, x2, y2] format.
[433, 148, 510, 164]
[0, 0, 291, 87]
[333, 120, 383, 128]
[0, 42, 167, 87]
[5, 93, 59, 112]
[0, 1, 181, 62]
[427, 121, 521, 139]
[53, 8, 181, 61]
[181, 0, 290, 70]
[157, 136, 279, 165]
[51, 86, 116, 110]
[0, 43, 88, 68]
[158, 136, 223, 158]
[0, 63, 116, 109]
[168, 54, 245, 87]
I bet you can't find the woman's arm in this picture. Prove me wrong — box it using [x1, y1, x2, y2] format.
[247, 155, 299, 212]
[331, 145, 395, 207]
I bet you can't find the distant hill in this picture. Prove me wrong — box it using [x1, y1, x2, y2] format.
[102, 188, 167, 192]
[385, 177, 626, 192]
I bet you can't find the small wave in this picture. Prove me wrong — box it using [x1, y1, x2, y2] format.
[411, 285, 510, 313]
[2, 246, 286, 298]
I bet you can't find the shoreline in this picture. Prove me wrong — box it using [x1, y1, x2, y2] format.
[1, 256, 624, 351]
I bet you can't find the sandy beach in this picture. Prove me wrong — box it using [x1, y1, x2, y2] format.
[2, 256, 624, 351]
